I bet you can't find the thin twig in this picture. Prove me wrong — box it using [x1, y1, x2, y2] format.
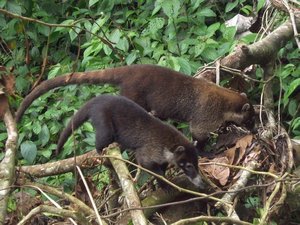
[282, 0, 300, 48]
[76, 166, 104, 225]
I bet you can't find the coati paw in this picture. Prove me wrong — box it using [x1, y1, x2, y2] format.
[157, 180, 175, 193]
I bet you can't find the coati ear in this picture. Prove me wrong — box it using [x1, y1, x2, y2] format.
[174, 146, 185, 155]
[240, 92, 247, 97]
[242, 103, 250, 112]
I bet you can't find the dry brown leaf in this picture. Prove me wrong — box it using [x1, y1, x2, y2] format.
[236, 134, 253, 150]
[202, 157, 230, 186]
[224, 146, 237, 165]
[0, 94, 8, 119]
[2, 74, 16, 95]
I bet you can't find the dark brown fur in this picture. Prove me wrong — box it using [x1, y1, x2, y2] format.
[16, 64, 255, 148]
[57, 95, 203, 187]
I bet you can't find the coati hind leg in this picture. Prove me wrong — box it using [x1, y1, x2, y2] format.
[91, 114, 114, 154]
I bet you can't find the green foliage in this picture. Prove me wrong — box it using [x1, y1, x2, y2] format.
[0, 4, 299, 221]
[0, 0, 259, 163]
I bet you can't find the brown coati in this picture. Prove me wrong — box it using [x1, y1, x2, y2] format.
[16, 64, 255, 149]
[56, 95, 204, 188]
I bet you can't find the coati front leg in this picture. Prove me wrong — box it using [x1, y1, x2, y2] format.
[135, 149, 169, 188]
[92, 114, 114, 154]
[190, 120, 217, 158]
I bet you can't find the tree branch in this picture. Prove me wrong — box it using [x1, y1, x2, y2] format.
[0, 96, 18, 224]
[106, 144, 148, 225]
[18, 150, 99, 177]
[196, 17, 300, 82]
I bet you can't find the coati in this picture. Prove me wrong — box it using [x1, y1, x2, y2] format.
[56, 95, 203, 187]
[16, 64, 255, 149]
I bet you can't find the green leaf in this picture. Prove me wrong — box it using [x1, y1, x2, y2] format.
[39, 124, 50, 147]
[161, 0, 180, 18]
[195, 43, 205, 57]
[177, 57, 191, 75]
[103, 44, 112, 55]
[32, 122, 42, 135]
[207, 22, 220, 37]
[37, 25, 50, 36]
[0, 133, 7, 142]
[197, 8, 216, 17]
[126, 51, 137, 65]
[240, 33, 257, 44]
[288, 100, 298, 117]
[222, 26, 237, 41]
[201, 47, 218, 61]
[116, 38, 129, 52]
[225, 0, 239, 13]
[110, 29, 121, 44]
[55, 20, 75, 32]
[292, 118, 300, 130]
[191, 0, 205, 11]
[148, 17, 165, 34]
[7, 0, 22, 14]
[89, 0, 98, 7]
[152, 0, 163, 16]
[0, 0, 6, 8]
[91, 15, 109, 33]
[48, 65, 62, 79]
[284, 78, 300, 100]
[257, 0, 266, 12]
[21, 141, 37, 164]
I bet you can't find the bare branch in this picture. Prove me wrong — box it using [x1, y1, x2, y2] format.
[18, 150, 99, 177]
[196, 17, 300, 82]
[0, 94, 18, 224]
[106, 144, 148, 225]
[170, 216, 253, 225]
[16, 205, 89, 225]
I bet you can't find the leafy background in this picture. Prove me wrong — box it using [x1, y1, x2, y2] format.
[0, 0, 299, 220]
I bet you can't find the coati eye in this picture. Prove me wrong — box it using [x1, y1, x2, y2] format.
[179, 162, 184, 167]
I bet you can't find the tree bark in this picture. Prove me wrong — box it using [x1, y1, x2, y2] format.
[0, 102, 18, 225]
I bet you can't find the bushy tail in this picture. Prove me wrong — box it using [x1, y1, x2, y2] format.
[16, 65, 134, 122]
[56, 106, 90, 155]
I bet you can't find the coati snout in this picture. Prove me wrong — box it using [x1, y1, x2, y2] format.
[56, 95, 204, 188]
[173, 146, 203, 187]
[240, 103, 256, 131]
[16, 64, 255, 151]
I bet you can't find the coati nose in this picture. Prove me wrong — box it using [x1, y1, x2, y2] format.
[251, 126, 258, 134]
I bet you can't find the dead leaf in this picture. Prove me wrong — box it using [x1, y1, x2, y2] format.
[224, 146, 237, 165]
[0, 66, 15, 96]
[202, 157, 230, 186]
[0, 94, 8, 119]
[2, 74, 15, 95]
[236, 135, 253, 162]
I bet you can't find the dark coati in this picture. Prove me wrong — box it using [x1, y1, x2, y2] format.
[16, 64, 255, 149]
[56, 95, 203, 187]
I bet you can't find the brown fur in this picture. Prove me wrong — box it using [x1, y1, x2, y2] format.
[16, 64, 255, 148]
[57, 95, 203, 187]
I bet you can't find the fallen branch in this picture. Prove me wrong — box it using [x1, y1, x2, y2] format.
[215, 146, 260, 220]
[16, 205, 88, 225]
[0, 97, 18, 224]
[170, 215, 253, 225]
[24, 182, 97, 219]
[106, 144, 148, 225]
[196, 16, 300, 82]
[18, 149, 99, 177]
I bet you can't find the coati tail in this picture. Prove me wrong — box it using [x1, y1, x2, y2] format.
[15, 65, 140, 122]
[56, 106, 90, 155]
